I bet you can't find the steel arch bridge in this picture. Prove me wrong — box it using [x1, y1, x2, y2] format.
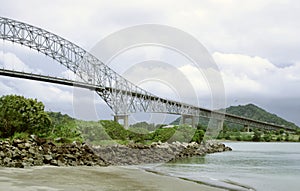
[0, 17, 295, 131]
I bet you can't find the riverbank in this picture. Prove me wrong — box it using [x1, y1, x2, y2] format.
[0, 166, 227, 191]
[0, 137, 231, 167]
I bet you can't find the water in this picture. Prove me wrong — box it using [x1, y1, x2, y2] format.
[150, 142, 300, 191]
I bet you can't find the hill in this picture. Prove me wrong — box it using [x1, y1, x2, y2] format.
[226, 104, 298, 129]
[171, 104, 299, 129]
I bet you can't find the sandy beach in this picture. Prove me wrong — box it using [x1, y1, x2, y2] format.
[0, 166, 226, 191]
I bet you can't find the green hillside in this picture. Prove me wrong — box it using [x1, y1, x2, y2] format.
[171, 104, 299, 130]
[226, 104, 298, 129]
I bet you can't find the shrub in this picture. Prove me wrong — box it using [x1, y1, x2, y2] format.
[192, 129, 205, 143]
[127, 127, 150, 143]
[152, 127, 176, 142]
[0, 95, 51, 138]
[47, 112, 82, 142]
[99, 120, 127, 140]
[77, 120, 110, 142]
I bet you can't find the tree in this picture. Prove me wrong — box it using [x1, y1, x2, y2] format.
[192, 129, 205, 143]
[48, 112, 82, 142]
[99, 120, 127, 140]
[252, 130, 262, 142]
[129, 121, 156, 132]
[151, 127, 176, 142]
[0, 95, 51, 138]
[127, 127, 150, 143]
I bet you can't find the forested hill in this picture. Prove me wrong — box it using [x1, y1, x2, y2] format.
[225, 104, 299, 129]
[171, 104, 299, 129]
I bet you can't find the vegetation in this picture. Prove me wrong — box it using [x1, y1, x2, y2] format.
[0, 95, 82, 142]
[0, 95, 51, 138]
[0, 95, 299, 144]
[47, 112, 82, 142]
[170, 103, 300, 142]
[225, 104, 299, 130]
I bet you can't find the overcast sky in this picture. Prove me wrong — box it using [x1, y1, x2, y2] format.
[0, 0, 300, 126]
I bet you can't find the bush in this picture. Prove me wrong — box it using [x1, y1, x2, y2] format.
[11, 132, 30, 140]
[47, 112, 82, 142]
[252, 131, 262, 142]
[0, 95, 51, 138]
[192, 129, 205, 143]
[100, 120, 127, 141]
[77, 120, 110, 142]
[129, 122, 156, 132]
[151, 127, 176, 142]
[127, 127, 150, 143]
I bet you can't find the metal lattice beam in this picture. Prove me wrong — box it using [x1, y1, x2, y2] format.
[0, 17, 295, 131]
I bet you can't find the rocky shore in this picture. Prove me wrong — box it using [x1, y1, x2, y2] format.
[0, 137, 108, 168]
[94, 141, 232, 165]
[0, 137, 231, 168]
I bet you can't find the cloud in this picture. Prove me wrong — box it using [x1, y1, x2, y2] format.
[0, 51, 74, 111]
[213, 52, 300, 99]
[1, 0, 300, 124]
[1, 0, 299, 66]
[0, 78, 15, 95]
[0, 51, 33, 72]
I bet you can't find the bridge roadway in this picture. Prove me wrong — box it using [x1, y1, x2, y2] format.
[0, 68, 294, 131]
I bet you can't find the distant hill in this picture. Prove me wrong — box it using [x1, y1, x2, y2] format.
[225, 104, 299, 129]
[171, 104, 299, 129]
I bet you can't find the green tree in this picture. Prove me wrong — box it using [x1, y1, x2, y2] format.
[127, 127, 150, 143]
[99, 120, 127, 140]
[252, 130, 262, 142]
[48, 112, 82, 142]
[151, 127, 176, 142]
[296, 129, 300, 135]
[192, 129, 205, 143]
[129, 121, 156, 132]
[0, 95, 51, 138]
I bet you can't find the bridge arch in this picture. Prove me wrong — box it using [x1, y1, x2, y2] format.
[0, 17, 210, 120]
[0, 17, 162, 115]
[0, 17, 293, 132]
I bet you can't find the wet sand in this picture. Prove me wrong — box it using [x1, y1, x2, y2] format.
[0, 166, 226, 191]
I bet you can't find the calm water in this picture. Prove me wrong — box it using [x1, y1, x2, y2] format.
[150, 142, 300, 191]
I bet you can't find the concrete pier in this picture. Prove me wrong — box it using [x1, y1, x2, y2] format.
[181, 114, 197, 128]
[114, 114, 129, 129]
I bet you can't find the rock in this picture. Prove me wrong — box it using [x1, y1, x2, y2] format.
[3, 157, 11, 164]
[24, 142, 31, 148]
[57, 160, 65, 166]
[12, 139, 25, 146]
[0, 151, 5, 158]
[0, 138, 231, 168]
[28, 148, 35, 154]
[54, 137, 69, 143]
[44, 155, 53, 162]
[65, 154, 76, 160]
[14, 162, 24, 168]
[50, 160, 58, 166]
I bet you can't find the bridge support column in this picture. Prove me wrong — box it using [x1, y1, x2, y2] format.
[181, 114, 196, 128]
[244, 125, 250, 132]
[114, 114, 129, 129]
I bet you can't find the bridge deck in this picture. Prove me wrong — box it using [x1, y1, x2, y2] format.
[0, 68, 295, 132]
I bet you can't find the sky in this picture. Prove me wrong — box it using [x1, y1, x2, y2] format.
[0, 0, 300, 126]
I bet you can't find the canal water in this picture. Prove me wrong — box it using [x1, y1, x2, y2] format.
[149, 142, 300, 191]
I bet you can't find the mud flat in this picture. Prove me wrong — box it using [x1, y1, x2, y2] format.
[0, 166, 226, 191]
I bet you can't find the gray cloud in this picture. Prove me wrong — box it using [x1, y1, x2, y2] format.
[0, 0, 299, 125]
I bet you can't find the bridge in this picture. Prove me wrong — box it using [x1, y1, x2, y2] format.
[0, 17, 295, 132]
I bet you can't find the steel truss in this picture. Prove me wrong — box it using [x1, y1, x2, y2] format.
[0, 17, 294, 131]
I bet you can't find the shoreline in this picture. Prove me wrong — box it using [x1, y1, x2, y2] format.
[0, 138, 232, 167]
[141, 163, 254, 191]
[0, 165, 227, 191]
[0, 138, 234, 190]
